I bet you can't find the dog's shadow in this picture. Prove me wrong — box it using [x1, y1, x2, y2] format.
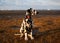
[32, 27, 40, 36]
[32, 27, 60, 38]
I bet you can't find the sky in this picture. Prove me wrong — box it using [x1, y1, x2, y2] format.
[0, 0, 60, 10]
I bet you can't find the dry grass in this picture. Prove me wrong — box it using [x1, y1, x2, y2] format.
[0, 10, 60, 43]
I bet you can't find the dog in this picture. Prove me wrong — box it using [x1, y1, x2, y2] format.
[20, 8, 38, 40]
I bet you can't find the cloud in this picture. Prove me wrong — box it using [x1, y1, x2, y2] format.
[0, 0, 60, 10]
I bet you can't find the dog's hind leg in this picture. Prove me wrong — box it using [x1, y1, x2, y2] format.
[20, 27, 24, 38]
[20, 32, 23, 38]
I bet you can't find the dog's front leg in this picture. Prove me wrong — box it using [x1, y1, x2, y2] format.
[28, 31, 34, 40]
[25, 32, 28, 40]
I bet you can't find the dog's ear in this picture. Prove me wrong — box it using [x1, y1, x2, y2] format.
[37, 12, 39, 14]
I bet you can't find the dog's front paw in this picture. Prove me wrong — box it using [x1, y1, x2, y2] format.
[25, 38, 28, 40]
[31, 37, 34, 40]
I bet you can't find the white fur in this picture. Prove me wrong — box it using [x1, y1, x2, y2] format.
[25, 33, 28, 40]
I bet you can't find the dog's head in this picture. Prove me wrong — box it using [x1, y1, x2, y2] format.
[26, 8, 39, 15]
